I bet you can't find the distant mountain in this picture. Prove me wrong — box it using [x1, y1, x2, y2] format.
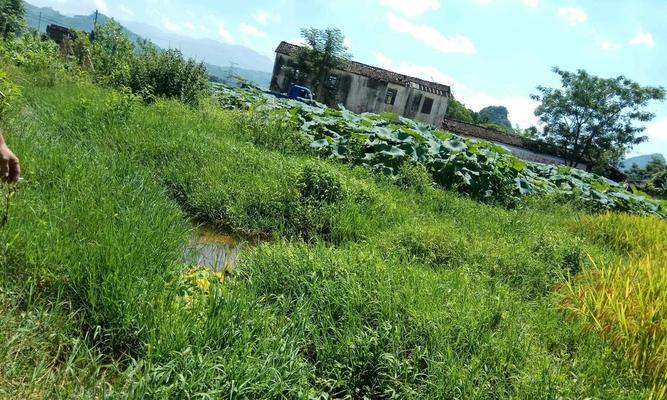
[121, 21, 274, 73]
[478, 106, 512, 129]
[205, 63, 271, 88]
[24, 2, 272, 87]
[24, 2, 141, 42]
[620, 154, 666, 171]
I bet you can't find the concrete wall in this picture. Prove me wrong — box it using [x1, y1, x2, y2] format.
[442, 119, 589, 169]
[271, 54, 449, 127]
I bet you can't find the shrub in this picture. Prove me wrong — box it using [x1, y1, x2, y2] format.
[0, 68, 19, 119]
[91, 20, 134, 87]
[103, 87, 141, 127]
[0, 33, 63, 86]
[0, 0, 25, 39]
[396, 161, 432, 193]
[647, 169, 667, 198]
[297, 163, 344, 205]
[231, 110, 309, 155]
[128, 41, 210, 106]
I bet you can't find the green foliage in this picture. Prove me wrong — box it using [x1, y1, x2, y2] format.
[446, 99, 513, 132]
[532, 67, 666, 167]
[68, 29, 94, 70]
[0, 33, 63, 86]
[478, 105, 512, 129]
[0, 68, 18, 118]
[0, 0, 25, 39]
[91, 19, 134, 86]
[445, 97, 476, 123]
[0, 67, 654, 398]
[297, 163, 344, 205]
[128, 41, 210, 106]
[647, 169, 667, 197]
[90, 23, 210, 106]
[396, 161, 432, 192]
[285, 27, 351, 95]
[218, 85, 664, 216]
[627, 156, 666, 182]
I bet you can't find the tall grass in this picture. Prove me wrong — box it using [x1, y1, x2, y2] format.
[563, 213, 667, 399]
[0, 66, 654, 397]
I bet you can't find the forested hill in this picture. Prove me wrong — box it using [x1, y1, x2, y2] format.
[621, 153, 667, 171]
[23, 2, 272, 87]
[24, 2, 140, 41]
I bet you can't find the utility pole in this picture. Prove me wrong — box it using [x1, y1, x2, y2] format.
[227, 62, 238, 84]
[37, 12, 42, 32]
[90, 10, 99, 43]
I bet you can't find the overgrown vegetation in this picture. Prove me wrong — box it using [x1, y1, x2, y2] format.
[0, 0, 25, 39]
[627, 156, 667, 198]
[90, 19, 210, 105]
[218, 85, 665, 216]
[0, 16, 665, 399]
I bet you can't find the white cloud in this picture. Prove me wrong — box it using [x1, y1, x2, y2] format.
[94, 0, 109, 15]
[117, 4, 134, 18]
[288, 37, 308, 46]
[218, 22, 234, 43]
[631, 117, 667, 157]
[558, 6, 587, 26]
[521, 0, 539, 8]
[473, 0, 538, 8]
[374, 52, 456, 86]
[386, 13, 477, 54]
[239, 22, 266, 38]
[374, 53, 540, 128]
[646, 117, 667, 140]
[629, 31, 655, 48]
[254, 9, 281, 25]
[161, 16, 183, 34]
[344, 37, 352, 49]
[599, 39, 621, 50]
[458, 90, 540, 128]
[380, 0, 440, 17]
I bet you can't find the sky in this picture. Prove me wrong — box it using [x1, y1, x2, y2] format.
[30, 0, 667, 158]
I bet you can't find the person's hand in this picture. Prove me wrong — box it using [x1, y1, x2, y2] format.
[0, 140, 20, 183]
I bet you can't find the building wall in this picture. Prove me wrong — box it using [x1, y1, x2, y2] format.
[443, 119, 589, 169]
[271, 54, 449, 127]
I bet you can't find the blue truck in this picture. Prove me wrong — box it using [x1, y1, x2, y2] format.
[266, 83, 314, 102]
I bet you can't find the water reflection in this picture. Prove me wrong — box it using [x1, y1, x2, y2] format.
[183, 226, 241, 272]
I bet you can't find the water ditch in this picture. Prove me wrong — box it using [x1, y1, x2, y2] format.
[182, 226, 247, 272]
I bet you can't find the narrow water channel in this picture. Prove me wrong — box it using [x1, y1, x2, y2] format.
[183, 226, 242, 272]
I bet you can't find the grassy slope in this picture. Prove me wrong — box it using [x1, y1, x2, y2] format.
[0, 69, 652, 398]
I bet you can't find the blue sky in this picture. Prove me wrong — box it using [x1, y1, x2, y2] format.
[32, 0, 667, 158]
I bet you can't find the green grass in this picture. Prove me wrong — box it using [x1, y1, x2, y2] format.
[0, 68, 656, 398]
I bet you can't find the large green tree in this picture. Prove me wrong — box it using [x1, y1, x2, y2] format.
[290, 28, 350, 101]
[532, 67, 665, 167]
[0, 0, 25, 39]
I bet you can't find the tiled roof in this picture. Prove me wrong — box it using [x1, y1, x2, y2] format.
[275, 41, 451, 96]
[443, 118, 570, 159]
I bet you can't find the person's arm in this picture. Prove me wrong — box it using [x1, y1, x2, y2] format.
[0, 128, 20, 183]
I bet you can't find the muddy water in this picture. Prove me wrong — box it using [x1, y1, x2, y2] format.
[183, 226, 242, 271]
